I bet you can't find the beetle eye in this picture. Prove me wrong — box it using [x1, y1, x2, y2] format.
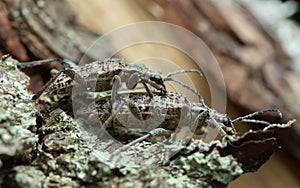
[222, 117, 232, 127]
[150, 75, 163, 84]
[222, 116, 236, 135]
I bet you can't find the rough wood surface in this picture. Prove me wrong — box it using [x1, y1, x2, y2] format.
[0, 0, 99, 61]
[0, 0, 98, 92]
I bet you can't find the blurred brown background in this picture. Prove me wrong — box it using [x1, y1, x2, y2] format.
[0, 0, 299, 187]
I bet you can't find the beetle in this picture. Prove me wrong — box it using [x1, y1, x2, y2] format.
[17, 58, 204, 102]
[76, 85, 282, 144]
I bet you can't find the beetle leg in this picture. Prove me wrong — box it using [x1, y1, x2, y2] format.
[111, 75, 122, 104]
[128, 101, 143, 120]
[111, 128, 171, 157]
[127, 73, 155, 98]
[18, 59, 83, 101]
[31, 70, 65, 100]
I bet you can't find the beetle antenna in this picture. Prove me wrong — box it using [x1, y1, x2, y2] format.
[164, 77, 204, 103]
[166, 69, 203, 78]
[232, 109, 282, 124]
[17, 58, 77, 68]
[233, 119, 272, 125]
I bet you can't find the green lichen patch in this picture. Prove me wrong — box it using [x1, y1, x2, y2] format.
[0, 56, 37, 167]
[170, 149, 243, 187]
[3, 166, 45, 188]
[35, 108, 120, 184]
[107, 139, 243, 188]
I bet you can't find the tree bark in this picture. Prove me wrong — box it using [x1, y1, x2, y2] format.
[0, 0, 98, 92]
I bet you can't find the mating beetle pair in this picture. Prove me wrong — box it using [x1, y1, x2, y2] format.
[18, 58, 282, 140]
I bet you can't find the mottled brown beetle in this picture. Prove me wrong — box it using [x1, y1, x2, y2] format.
[17, 58, 204, 102]
[77, 86, 282, 144]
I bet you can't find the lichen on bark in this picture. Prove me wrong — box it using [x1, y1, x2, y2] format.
[0, 55, 37, 168]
